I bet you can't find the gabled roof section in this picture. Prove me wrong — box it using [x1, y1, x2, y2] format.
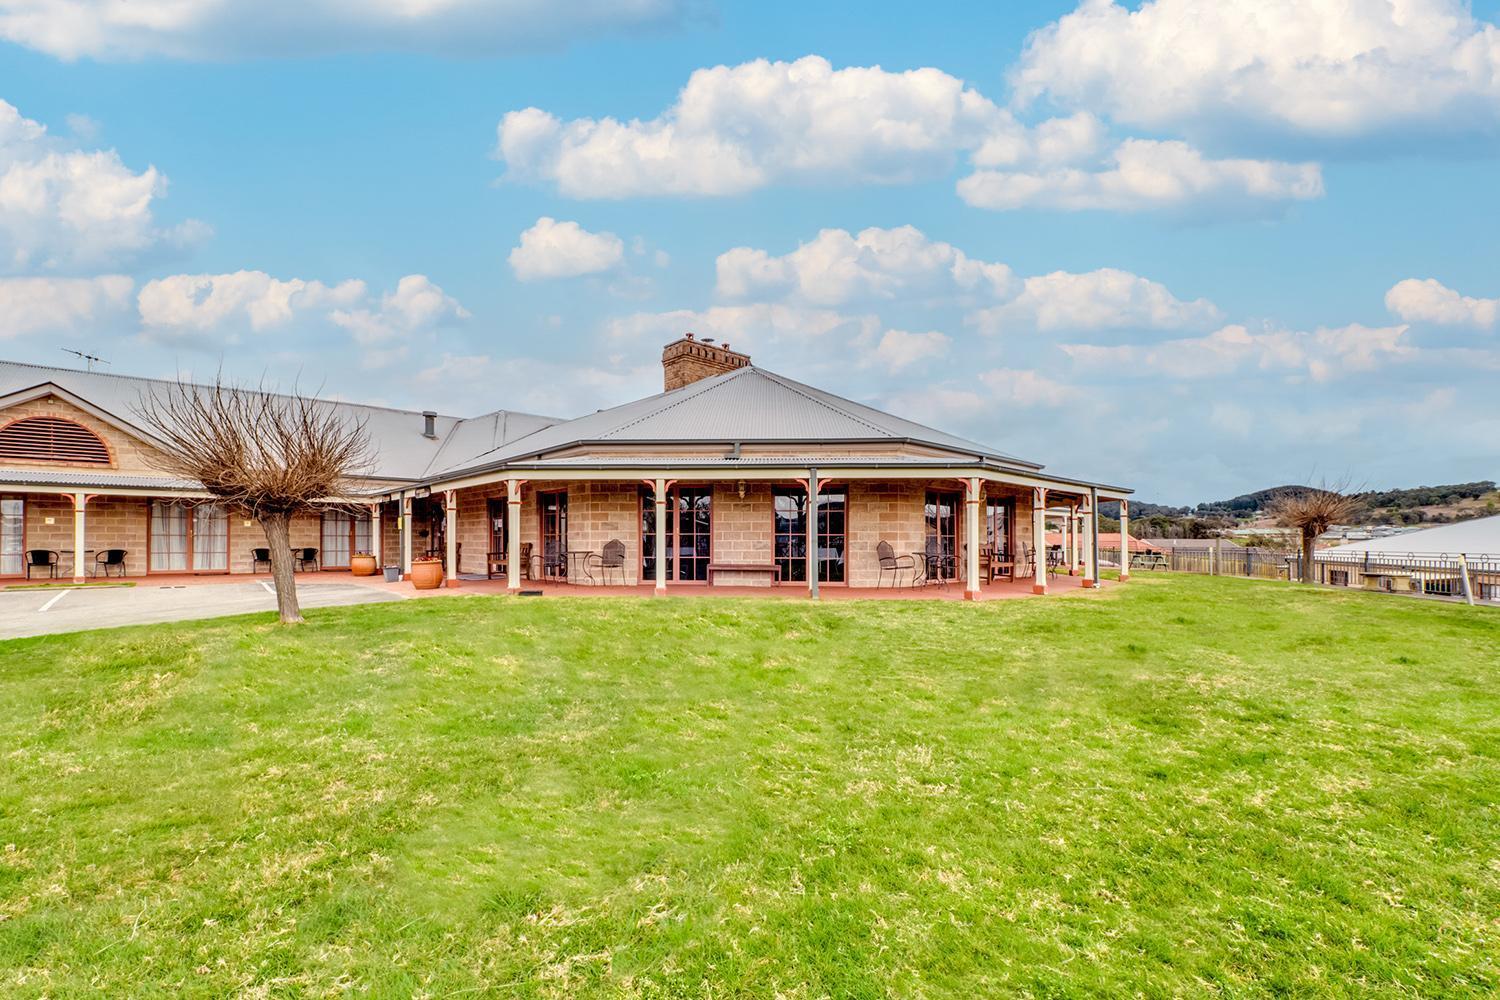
[0, 359, 562, 482]
[428, 365, 1041, 480]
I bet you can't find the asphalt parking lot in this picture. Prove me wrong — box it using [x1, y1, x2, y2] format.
[0, 582, 404, 640]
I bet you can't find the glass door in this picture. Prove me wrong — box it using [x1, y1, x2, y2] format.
[674, 486, 712, 582]
[985, 498, 1012, 560]
[773, 487, 846, 582]
[641, 485, 713, 583]
[538, 491, 568, 578]
[487, 498, 507, 559]
[191, 504, 229, 572]
[924, 491, 961, 582]
[150, 501, 189, 571]
[321, 510, 353, 568]
[0, 497, 22, 576]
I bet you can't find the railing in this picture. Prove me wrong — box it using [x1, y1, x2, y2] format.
[1120, 542, 1499, 605]
[1107, 545, 1294, 580]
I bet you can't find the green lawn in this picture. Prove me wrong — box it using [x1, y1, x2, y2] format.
[1, 578, 1497, 998]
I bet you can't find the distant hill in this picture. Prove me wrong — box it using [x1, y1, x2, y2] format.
[1111, 480, 1498, 536]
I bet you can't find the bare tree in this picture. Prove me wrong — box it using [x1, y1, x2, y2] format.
[1267, 485, 1363, 583]
[136, 375, 372, 624]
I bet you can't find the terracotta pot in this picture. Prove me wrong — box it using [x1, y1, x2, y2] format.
[409, 559, 444, 590]
[350, 553, 377, 577]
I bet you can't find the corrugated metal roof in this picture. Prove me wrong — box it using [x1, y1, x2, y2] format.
[1319, 515, 1500, 560]
[428, 367, 1039, 479]
[0, 469, 201, 489]
[519, 456, 988, 467]
[0, 360, 561, 481]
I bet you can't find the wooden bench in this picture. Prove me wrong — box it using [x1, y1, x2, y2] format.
[706, 562, 781, 586]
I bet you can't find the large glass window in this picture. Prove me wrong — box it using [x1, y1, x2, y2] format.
[641, 485, 713, 583]
[0, 497, 22, 576]
[773, 487, 846, 582]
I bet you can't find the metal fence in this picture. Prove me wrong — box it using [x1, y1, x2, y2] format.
[1110, 542, 1500, 605]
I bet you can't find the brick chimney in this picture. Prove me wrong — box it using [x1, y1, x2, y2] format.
[661, 332, 750, 391]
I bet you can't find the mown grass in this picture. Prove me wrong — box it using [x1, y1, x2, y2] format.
[1, 576, 1496, 997]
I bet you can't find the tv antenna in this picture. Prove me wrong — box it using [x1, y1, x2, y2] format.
[61, 349, 110, 372]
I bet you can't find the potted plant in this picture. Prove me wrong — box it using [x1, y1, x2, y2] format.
[350, 551, 377, 576]
[409, 555, 444, 590]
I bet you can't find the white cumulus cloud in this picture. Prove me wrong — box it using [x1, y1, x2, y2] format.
[717, 225, 1014, 306]
[138, 270, 365, 338]
[330, 274, 469, 345]
[0, 0, 692, 60]
[1013, 0, 1500, 141]
[969, 267, 1221, 334]
[1385, 278, 1499, 329]
[497, 55, 1013, 198]
[978, 367, 1070, 407]
[1063, 322, 1412, 381]
[508, 217, 624, 281]
[958, 138, 1322, 213]
[865, 328, 951, 373]
[0, 98, 203, 272]
[0, 274, 133, 336]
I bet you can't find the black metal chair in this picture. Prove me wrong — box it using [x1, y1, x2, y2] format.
[294, 547, 319, 572]
[1019, 542, 1036, 579]
[876, 540, 916, 588]
[250, 548, 272, 572]
[536, 540, 566, 581]
[93, 549, 127, 578]
[587, 539, 627, 586]
[25, 549, 59, 579]
[924, 538, 955, 587]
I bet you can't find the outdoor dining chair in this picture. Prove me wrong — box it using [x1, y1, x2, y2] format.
[294, 547, 319, 572]
[587, 539, 627, 586]
[250, 548, 272, 572]
[876, 540, 917, 588]
[93, 549, 127, 577]
[25, 549, 59, 579]
[924, 537, 956, 587]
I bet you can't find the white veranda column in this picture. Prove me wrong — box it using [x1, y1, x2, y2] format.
[1032, 487, 1048, 595]
[400, 495, 413, 579]
[964, 478, 981, 600]
[507, 479, 523, 592]
[653, 478, 668, 595]
[72, 492, 88, 583]
[369, 503, 382, 567]
[1118, 499, 1131, 582]
[444, 489, 458, 588]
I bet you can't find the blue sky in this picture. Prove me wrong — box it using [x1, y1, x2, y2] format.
[1, 0, 1498, 504]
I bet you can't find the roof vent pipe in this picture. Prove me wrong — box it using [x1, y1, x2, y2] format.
[422, 411, 437, 439]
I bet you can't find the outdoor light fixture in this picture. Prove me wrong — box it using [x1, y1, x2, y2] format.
[737, 479, 747, 499]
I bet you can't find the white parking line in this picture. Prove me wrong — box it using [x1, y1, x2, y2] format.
[39, 589, 71, 613]
[258, 581, 276, 595]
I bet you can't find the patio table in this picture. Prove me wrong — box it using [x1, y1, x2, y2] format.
[565, 550, 595, 584]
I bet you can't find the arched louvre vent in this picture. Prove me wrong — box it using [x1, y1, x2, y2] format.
[0, 416, 111, 465]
